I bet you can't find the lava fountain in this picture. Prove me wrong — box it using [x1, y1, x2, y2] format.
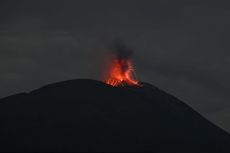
[105, 42, 141, 87]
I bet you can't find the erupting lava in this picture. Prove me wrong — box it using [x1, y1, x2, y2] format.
[105, 58, 141, 87]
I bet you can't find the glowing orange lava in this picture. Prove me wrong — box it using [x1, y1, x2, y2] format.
[105, 58, 140, 87]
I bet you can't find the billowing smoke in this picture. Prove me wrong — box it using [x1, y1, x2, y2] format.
[110, 40, 134, 73]
[111, 40, 133, 61]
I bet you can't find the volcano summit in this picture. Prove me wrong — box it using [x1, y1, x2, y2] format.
[0, 79, 230, 152]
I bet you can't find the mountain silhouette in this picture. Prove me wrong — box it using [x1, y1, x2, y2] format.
[0, 79, 230, 152]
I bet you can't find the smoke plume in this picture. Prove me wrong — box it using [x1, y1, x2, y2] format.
[111, 40, 133, 60]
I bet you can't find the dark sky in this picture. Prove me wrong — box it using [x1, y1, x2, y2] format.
[1, 0, 230, 132]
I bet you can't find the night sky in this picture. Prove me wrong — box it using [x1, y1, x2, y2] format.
[1, 0, 230, 132]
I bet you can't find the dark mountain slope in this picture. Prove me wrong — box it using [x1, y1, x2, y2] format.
[0, 79, 230, 152]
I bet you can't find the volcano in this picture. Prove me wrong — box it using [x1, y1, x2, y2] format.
[0, 79, 230, 152]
